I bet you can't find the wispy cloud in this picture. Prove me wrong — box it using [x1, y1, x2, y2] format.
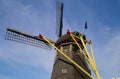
[93, 32, 120, 79]
[0, 0, 56, 78]
[0, 0, 56, 38]
[104, 33, 120, 69]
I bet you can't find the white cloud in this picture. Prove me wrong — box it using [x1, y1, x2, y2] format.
[0, 0, 56, 38]
[95, 33, 120, 79]
[0, 0, 56, 74]
[0, 43, 55, 72]
[105, 33, 120, 68]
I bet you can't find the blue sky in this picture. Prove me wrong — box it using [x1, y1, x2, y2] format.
[0, 0, 120, 79]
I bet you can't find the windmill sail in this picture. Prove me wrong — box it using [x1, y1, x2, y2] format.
[56, 1, 64, 37]
[5, 27, 52, 50]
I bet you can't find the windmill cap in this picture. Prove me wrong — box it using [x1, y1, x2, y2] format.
[55, 31, 86, 47]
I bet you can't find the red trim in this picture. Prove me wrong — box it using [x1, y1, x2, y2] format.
[39, 34, 43, 39]
[89, 40, 92, 44]
[67, 29, 71, 34]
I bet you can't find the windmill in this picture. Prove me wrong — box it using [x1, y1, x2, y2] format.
[5, 1, 101, 79]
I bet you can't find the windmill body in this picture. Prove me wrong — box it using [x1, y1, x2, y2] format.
[51, 32, 91, 79]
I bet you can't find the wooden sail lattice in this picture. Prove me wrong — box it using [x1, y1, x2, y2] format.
[5, 27, 52, 50]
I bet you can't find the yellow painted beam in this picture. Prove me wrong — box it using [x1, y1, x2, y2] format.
[42, 35, 94, 79]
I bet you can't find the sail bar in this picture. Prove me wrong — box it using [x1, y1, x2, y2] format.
[5, 27, 52, 50]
